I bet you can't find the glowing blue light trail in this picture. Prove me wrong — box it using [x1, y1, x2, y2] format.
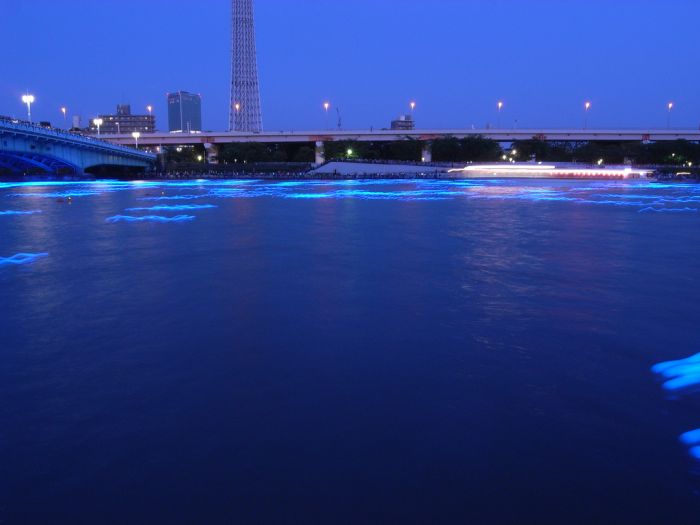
[0, 253, 49, 266]
[106, 215, 196, 223]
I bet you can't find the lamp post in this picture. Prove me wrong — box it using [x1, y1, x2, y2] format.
[584, 101, 592, 129]
[667, 102, 674, 129]
[147, 105, 153, 115]
[93, 118, 103, 137]
[22, 94, 35, 123]
[116, 122, 121, 134]
[233, 102, 241, 130]
[60, 107, 67, 126]
[323, 101, 330, 130]
[497, 101, 504, 128]
[132, 131, 141, 148]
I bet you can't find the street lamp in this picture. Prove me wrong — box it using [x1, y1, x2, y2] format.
[323, 101, 330, 130]
[93, 118, 103, 137]
[60, 107, 67, 125]
[147, 105, 153, 115]
[132, 131, 141, 148]
[667, 102, 674, 129]
[21, 94, 35, 123]
[233, 102, 241, 129]
[497, 101, 504, 128]
[584, 101, 592, 129]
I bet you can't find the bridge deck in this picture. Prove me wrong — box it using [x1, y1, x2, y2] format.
[0, 118, 155, 162]
[101, 128, 700, 146]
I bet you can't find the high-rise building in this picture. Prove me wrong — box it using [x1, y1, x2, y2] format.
[168, 92, 203, 133]
[230, 0, 263, 132]
[88, 105, 155, 135]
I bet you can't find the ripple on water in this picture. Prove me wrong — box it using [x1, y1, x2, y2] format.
[0, 210, 42, 216]
[105, 215, 196, 223]
[0, 253, 49, 266]
[125, 204, 218, 212]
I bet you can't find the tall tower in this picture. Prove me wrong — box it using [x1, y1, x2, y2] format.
[230, 0, 263, 132]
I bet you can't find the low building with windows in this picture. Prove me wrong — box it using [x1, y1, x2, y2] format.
[391, 115, 415, 131]
[88, 105, 156, 135]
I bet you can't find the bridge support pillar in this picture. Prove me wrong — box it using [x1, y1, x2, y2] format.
[421, 142, 432, 163]
[204, 143, 219, 164]
[315, 141, 325, 165]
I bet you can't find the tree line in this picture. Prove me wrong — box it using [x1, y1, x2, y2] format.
[161, 138, 700, 166]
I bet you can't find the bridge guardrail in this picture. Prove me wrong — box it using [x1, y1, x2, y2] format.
[0, 118, 155, 160]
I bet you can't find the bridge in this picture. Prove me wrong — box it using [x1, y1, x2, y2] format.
[0, 119, 156, 176]
[101, 128, 700, 164]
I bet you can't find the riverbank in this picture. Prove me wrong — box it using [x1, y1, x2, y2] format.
[4, 161, 700, 183]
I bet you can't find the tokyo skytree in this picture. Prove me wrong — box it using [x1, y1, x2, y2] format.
[230, 0, 263, 132]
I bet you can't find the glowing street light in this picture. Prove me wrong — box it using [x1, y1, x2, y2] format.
[132, 131, 141, 148]
[146, 105, 153, 115]
[410, 101, 417, 114]
[93, 118, 103, 137]
[323, 101, 331, 130]
[497, 101, 504, 128]
[667, 102, 674, 129]
[60, 106, 67, 125]
[21, 94, 35, 122]
[233, 102, 241, 129]
[584, 101, 592, 129]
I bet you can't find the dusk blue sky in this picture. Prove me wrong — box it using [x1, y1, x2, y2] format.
[3, 0, 700, 131]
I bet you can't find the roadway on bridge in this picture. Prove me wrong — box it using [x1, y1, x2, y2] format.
[101, 128, 700, 147]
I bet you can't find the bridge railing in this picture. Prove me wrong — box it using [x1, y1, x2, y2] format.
[0, 117, 155, 159]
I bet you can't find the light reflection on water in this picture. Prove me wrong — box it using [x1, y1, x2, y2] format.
[6, 178, 698, 210]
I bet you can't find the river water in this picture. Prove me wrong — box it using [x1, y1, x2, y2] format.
[1, 178, 700, 524]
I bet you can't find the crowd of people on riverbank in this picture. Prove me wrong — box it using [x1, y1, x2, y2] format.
[149, 170, 450, 181]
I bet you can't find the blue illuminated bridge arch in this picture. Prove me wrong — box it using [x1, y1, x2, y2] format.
[0, 118, 156, 176]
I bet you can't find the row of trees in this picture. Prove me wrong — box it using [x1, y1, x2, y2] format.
[510, 139, 700, 166]
[161, 138, 700, 166]
[162, 143, 315, 165]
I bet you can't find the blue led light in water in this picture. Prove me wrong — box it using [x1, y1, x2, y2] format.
[652, 353, 700, 375]
[663, 373, 700, 393]
[651, 354, 700, 393]
[680, 430, 700, 446]
[125, 204, 218, 212]
[9, 191, 100, 198]
[0, 210, 42, 216]
[106, 215, 196, 223]
[656, 363, 700, 380]
[0, 253, 49, 266]
[138, 195, 207, 201]
[652, 358, 700, 465]
[639, 207, 698, 213]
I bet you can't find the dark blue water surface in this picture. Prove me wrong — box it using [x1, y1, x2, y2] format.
[2, 178, 700, 524]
